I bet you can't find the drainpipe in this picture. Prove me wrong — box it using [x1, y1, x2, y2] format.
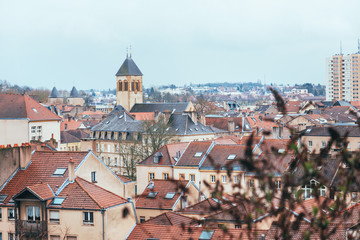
[101, 209, 105, 240]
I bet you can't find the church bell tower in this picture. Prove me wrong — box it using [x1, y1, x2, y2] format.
[115, 53, 143, 111]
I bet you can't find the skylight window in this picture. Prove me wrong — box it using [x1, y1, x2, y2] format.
[164, 192, 176, 199]
[195, 128, 199, 131]
[147, 192, 158, 198]
[119, 115, 124, 119]
[194, 152, 203, 158]
[52, 197, 65, 205]
[227, 154, 237, 160]
[199, 230, 214, 240]
[0, 194, 8, 203]
[53, 168, 67, 176]
[32, 108, 38, 113]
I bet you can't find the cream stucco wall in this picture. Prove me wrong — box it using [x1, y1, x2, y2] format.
[0, 207, 16, 240]
[136, 165, 173, 194]
[28, 120, 61, 144]
[0, 119, 28, 145]
[76, 153, 134, 198]
[302, 135, 360, 154]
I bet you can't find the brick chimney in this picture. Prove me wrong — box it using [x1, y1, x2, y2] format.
[19, 144, 32, 169]
[68, 157, 75, 182]
[228, 119, 235, 132]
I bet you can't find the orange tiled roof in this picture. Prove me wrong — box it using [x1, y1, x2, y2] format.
[201, 145, 247, 168]
[17, 183, 54, 201]
[142, 212, 198, 226]
[49, 177, 128, 209]
[177, 197, 234, 216]
[0, 151, 88, 204]
[136, 179, 189, 210]
[0, 93, 61, 121]
[205, 117, 243, 132]
[60, 119, 83, 131]
[176, 141, 213, 166]
[131, 112, 156, 121]
[127, 224, 267, 240]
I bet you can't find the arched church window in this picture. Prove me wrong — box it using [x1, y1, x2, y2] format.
[124, 81, 128, 91]
[131, 82, 135, 91]
[136, 82, 139, 91]
[118, 81, 122, 91]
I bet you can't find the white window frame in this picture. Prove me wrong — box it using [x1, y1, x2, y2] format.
[222, 175, 227, 183]
[83, 211, 94, 225]
[49, 210, 60, 222]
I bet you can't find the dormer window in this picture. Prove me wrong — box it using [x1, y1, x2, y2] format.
[0, 194, 7, 203]
[153, 152, 163, 164]
[53, 168, 67, 176]
[227, 154, 236, 160]
[194, 152, 203, 158]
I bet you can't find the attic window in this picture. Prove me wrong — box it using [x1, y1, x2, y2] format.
[32, 108, 38, 113]
[194, 152, 203, 158]
[0, 194, 8, 203]
[52, 197, 65, 205]
[147, 192, 158, 198]
[189, 128, 192, 131]
[195, 128, 199, 131]
[227, 154, 236, 160]
[175, 128, 179, 131]
[153, 152, 163, 164]
[119, 115, 124, 119]
[53, 168, 67, 176]
[164, 192, 176, 199]
[199, 230, 214, 240]
[106, 121, 110, 124]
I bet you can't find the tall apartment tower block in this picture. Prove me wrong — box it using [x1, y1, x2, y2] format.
[115, 54, 143, 111]
[326, 47, 360, 101]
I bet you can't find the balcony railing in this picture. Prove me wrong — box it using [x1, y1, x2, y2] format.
[16, 220, 47, 238]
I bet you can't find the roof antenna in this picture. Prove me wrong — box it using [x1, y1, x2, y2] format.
[358, 39, 360, 54]
[126, 47, 129, 58]
[130, 44, 132, 58]
[340, 40, 343, 55]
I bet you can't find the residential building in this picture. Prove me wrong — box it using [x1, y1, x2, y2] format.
[326, 51, 360, 101]
[0, 93, 62, 145]
[0, 149, 136, 239]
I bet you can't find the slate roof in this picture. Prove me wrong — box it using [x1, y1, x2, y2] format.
[136, 179, 190, 210]
[115, 56, 143, 76]
[91, 110, 143, 133]
[302, 125, 360, 137]
[49, 177, 128, 209]
[60, 130, 89, 144]
[168, 113, 224, 136]
[0, 151, 88, 204]
[130, 102, 190, 113]
[69, 86, 80, 98]
[0, 93, 61, 121]
[49, 87, 61, 98]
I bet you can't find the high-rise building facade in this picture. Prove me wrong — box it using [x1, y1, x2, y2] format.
[326, 50, 360, 101]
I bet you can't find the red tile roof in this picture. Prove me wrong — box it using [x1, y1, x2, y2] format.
[116, 174, 133, 183]
[50, 177, 128, 209]
[127, 224, 266, 240]
[136, 179, 190, 210]
[177, 197, 234, 216]
[201, 145, 247, 168]
[0, 151, 88, 204]
[176, 141, 213, 166]
[142, 212, 198, 226]
[285, 101, 302, 113]
[205, 117, 243, 132]
[14, 183, 54, 201]
[130, 112, 156, 121]
[0, 93, 61, 121]
[139, 142, 188, 166]
[60, 119, 83, 131]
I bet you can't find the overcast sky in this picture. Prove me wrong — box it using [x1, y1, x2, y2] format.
[1, 0, 360, 90]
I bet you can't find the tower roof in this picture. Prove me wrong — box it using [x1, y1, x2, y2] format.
[70, 86, 80, 98]
[115, 56, 143, 76]
[49, 87, 60, 98]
